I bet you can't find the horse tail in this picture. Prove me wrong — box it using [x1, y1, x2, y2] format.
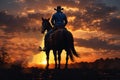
[63, 29, 79, 60]
[71, 45, 79, 57]
[69, 50, 74, 62]
[67, 31, 80, 57]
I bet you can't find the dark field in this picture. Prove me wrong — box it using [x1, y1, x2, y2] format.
[0, 66, 120, 80]
[0, 58, 120, 80]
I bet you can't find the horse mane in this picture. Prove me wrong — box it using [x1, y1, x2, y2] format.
[47, 21, 52, 29]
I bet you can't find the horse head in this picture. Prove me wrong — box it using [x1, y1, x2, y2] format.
[41, 17, 51, 34]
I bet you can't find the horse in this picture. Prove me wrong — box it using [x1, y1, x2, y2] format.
[41, 17, 79, 69]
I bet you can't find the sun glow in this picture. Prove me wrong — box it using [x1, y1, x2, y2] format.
[28, 36, 54, 67]
[41, 60, 47, 65]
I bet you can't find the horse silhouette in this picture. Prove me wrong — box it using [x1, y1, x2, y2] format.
[41, 18, 79, 69]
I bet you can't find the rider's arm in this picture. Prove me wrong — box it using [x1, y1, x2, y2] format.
[64, 15, 68, 26]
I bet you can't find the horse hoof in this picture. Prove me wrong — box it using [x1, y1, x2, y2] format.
[65, 66, 68, 69]
[54, 66, 57, 69]
[57, 67, 61, 69]
[45, 67, 49, 70]
[45, 65, 49, 70]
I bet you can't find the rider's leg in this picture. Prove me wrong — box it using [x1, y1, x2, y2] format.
[43, 30, 53, 51]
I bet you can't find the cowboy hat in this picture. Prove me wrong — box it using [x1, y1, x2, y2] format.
[54, 6, 64, 10]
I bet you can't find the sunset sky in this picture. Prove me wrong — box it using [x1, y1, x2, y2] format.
[0, 0, 120, 67]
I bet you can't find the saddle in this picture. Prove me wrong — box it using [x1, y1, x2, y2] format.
[49, 27, 67, 42]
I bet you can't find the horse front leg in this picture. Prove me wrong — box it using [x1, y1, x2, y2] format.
[65, 49, 70, 69]
[58, 50, 62, 69]
[46, 50, 50, 69]
[53, 50, 57, 69]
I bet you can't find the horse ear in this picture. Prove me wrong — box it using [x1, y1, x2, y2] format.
[42, 17, 44, 21]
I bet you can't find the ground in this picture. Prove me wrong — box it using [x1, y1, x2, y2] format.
[0, 65, 120, 80]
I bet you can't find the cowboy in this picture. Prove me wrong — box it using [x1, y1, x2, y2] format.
[51, 6, 68, 29]
[41, 6, 68, 51]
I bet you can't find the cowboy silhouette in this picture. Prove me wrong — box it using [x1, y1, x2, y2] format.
[42, 6, 68, 51]
[51, 6, 68, 28]
[40, 6, 79, 69]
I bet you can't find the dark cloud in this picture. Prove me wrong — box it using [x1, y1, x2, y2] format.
[21, 0, 51, 10]
[0, 11, 28, 32]
[27, 13, 51, 20]
[0, 11, 43, 33]
[101, 0, 120, 9]
[101, 17, 120, 35]
[79, 0, 95, 8]
[68, 2, 118, 31]
[75, 37, 120, 50]
[52, 0, 78, 7]
[0, 0, 24, 14]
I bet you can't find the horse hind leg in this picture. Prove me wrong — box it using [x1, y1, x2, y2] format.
[65, 49, 70, 69]
[53, 50, 57, 69]
[65, 53, 69, 69]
